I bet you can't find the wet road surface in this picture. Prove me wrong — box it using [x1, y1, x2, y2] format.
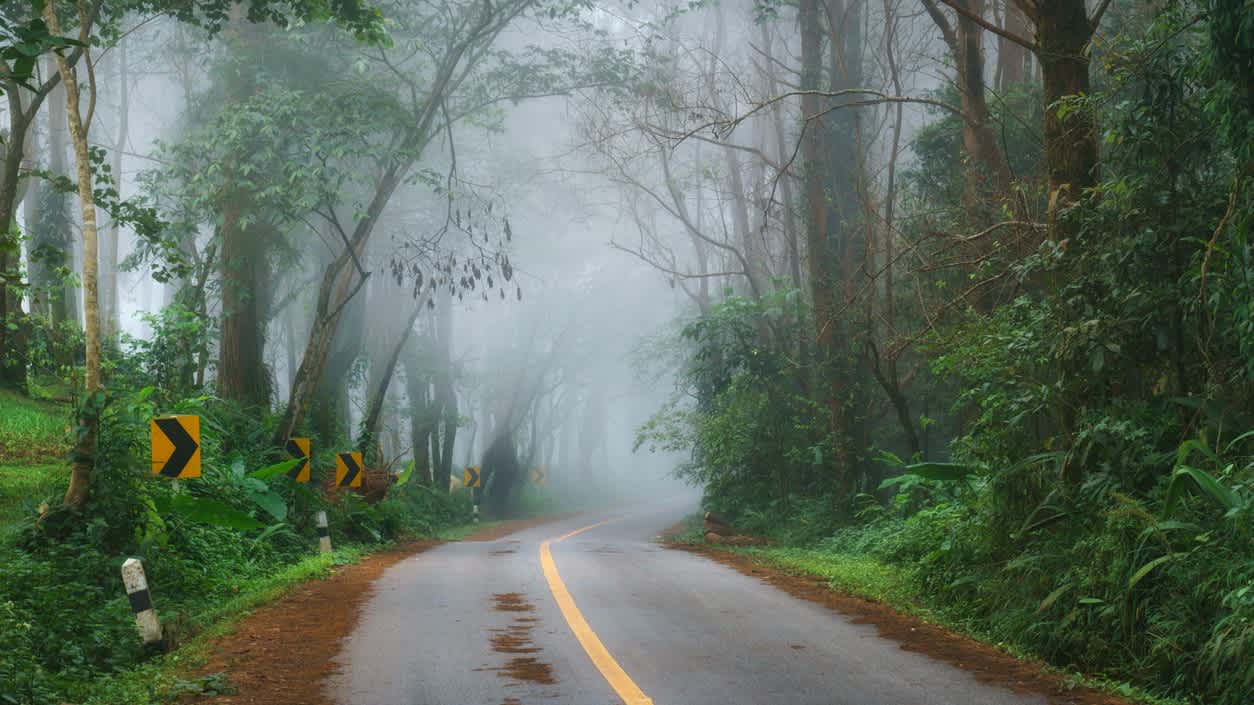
[329, 498, 1050, 705]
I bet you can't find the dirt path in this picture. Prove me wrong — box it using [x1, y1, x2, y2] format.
[669, 543, 1133, 705]
[186, 515, 572, 705]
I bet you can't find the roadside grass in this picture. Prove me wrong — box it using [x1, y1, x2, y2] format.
[0, 464, 65, 528]
[0, 390, 70, 532]
[75, 506, 526, 705]
[657, 511, 704, 542]
[705, 542, 1187, 705]
[76, 545, 370, 705]
[438, 520, 500, 540]
[730, 546, 930, 615]
[0, 390, 69, 465]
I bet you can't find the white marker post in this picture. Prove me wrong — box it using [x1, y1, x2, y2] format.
[121, 558, 163, 648]
[473, 502, 480, 524]
[316, 510, 332, 553]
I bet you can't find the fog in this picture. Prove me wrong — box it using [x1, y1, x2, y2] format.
[6, 0, 967, 513]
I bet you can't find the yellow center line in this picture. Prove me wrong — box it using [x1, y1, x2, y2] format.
[540, 517, 655, 705]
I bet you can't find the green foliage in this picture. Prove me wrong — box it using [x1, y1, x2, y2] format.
[0, 374, 471, 705]
[0, 9, 82, 96]
[0, 390, 67, 465]
[638, 289, 832, 529]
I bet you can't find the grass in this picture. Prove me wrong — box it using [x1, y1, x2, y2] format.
[0, 463, 66, 527]
[0, 389, 69, 455]
[73, 510, 498, 705]
[702, 540, 1187, 705]
[732, 546, 930, 614]
[0, 391, 71, 531]
[76, 545, 369, 705]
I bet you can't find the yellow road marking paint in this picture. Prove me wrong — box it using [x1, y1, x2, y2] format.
[540, 518, 655, 705]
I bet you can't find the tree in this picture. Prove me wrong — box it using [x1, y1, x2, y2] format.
[937, 0, 1110, 223]
[271, 0, 623, 446]
[0, 1, 94, 391]
[42, 0, 104, 508]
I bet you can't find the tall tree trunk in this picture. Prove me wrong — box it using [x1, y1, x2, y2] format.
[823, 0, 863, 496]
[801, 0, 852, 494]
[33, 58, 75, 328]
[0, 37, 81, 390]
[1035, 0, 1099, 221]
[271, 164, 403, 447]
[101, 36, 126, 341]
[432, 293, 457, 493]
[875, 0, 920, 459]
[403, 342, 432, 486]
[358, 303, 422, 464]
[217, 198, 272, 409]
[921, 0, 1014, 197]
[996, 0, 1030, 91]
[46, 0, 100, 509]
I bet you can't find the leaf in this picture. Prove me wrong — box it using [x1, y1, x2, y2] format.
[1039, 583, 1073, 612]
[902, 462, 975, 482]
[1223, 429, 1254, 453]
[1174, 439, 1219, 468]
[245, 488, 288, 522]
[249, 458, 302, 480]
[875, 450, 906, 468]
[1128, 553, 1182, 590]
[877, 475, 917, 491]
[394, 460, 415, 488]
[1078, 597, 1106, 605]
[161, 495, 264, 530]
[1138, 520, 1203, 540]
[252, 522, 290, 544]
[1164, 466, 1241, 517]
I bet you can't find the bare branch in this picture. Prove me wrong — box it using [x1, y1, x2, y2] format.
[937, 0, 1037, 51]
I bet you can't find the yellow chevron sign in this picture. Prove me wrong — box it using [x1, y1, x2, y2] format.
[286, 437, 311, 483]
[336, 452, 363, 488]
[151, 415, 201, 479]
[464, 465, 482, 488]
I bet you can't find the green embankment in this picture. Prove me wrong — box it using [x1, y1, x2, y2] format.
[664, 516, 1188, 705]
[0, 388, 510, 705]
[0, 391, 70, 530]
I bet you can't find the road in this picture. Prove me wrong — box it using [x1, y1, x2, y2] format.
[329, 499, 1049, 705]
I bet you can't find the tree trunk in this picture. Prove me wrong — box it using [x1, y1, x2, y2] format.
[271, 164, 403, 448]
[432, 295, 456, 493]
[217, 197, 272, 409]
[358, 302, 422, 464]
[955, 0, 1013, 195]
[1035, 0, 1099, 220]
[0, 44, 77, 390]
[101, 37, 127, 341]
[31, 58, 75, 328]
[801, 0, 851, 494]
[403, 342, 432, 486]
[922, 0, 1014, 198]
[996, 0, 1030, 91]
[46, 0, 100, 509]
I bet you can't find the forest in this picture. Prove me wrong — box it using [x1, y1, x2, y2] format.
[0, 0, 1250, 703]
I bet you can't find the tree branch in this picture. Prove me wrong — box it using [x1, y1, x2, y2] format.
[937, 0, 1037, 51]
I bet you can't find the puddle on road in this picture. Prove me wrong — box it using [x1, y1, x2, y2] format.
[482, 593, 559, 690]
[492, 592, 536, 612]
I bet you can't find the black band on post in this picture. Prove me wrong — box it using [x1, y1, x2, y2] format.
[127, 588, 153, 614]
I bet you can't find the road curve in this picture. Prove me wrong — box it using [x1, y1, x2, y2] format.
[329, 499, 1049, 705]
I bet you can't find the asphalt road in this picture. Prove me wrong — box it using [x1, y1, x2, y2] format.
[329, 498, 1049, 705]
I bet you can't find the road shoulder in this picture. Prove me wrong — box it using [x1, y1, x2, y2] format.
[666, 542, 1137, 705]
[179, 514, 571, 705]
